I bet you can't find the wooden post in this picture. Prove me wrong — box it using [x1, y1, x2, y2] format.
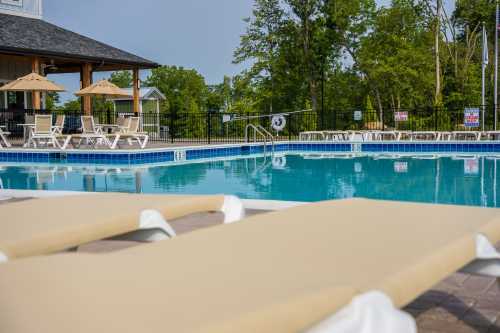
[31, 57, 41, 110]
[133, 68, 140, 115]
[81, 63, 93, 115]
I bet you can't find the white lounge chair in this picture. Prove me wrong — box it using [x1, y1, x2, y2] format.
[452, 131, 481, 141]
[394, 130, 412, 141]
[71, 116, 112, 148]
[26, 115, 61, 148]
[323, 131, 349, 141]
[410, 131, 440, 141]
[365, 130, 399, 141]
[347, 130, 367, 141]
[1, 199, 500, 333]
[0, 125, 11, 148]
[0, 193, 244, 262]
[52, 114, 65, 135]
[437, 131, 453, 141]
[299, 131, 325, 141]
[110, 117, 149, 149]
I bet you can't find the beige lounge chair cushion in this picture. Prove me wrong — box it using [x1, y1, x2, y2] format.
[0, 193, 225, 260]
[1, 199, 500, 333]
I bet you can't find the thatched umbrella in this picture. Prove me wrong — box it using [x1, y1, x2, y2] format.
[75, 80, 131, 98]
[0, 72, 65, 93]
[75, 79, 132, 123]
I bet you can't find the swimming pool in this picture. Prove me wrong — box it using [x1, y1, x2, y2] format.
[1, 153, 499, 207]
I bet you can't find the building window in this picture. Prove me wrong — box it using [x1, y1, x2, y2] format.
[1, 0, 23, 6]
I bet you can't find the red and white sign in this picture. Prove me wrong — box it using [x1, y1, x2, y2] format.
[464, 108, 480, 128]
[394, 112, 408, 122]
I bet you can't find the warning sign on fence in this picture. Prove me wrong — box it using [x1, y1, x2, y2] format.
[394, 112, 408, 122]
[354, 110, 363, 121]
[464, 108, 480, 128]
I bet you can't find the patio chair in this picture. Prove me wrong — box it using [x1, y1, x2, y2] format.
[323, 131, 348, 141]
[0, 193, 244, 262]
[0, 125, 11, 148]
[347, 130, 368, 141]
[410, 131, 440, 141]
[26, 115, 60, 148]
[481, 131, 500, 141]
[116, 116, 127, 128]
[70, 116, 112, 148]
[299, 131, 325, 141]
[24, 114, 35, 124]
[110, 117, 149, 149]
[452, 131, 481, 141]
[52, 114, 65, 135]
[1, 198, 500, 333]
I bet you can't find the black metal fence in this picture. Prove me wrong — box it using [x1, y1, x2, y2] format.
[0, 106, 498, 144]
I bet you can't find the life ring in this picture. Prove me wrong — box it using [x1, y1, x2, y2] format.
[271, 115, 286, 132]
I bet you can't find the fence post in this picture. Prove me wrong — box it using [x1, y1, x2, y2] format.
[288, 114, 292, 141]
[381, 109, 385, 131]
[170, 113, 174, 144]
[106, 108, 112, 125]
[434, 106, 438, 131]
[246, 111, 250, 142]
[333, 109, 337, 130]
[207, 112, 212, 144]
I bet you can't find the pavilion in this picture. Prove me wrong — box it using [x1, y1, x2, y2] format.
[0, 0, 158, 115]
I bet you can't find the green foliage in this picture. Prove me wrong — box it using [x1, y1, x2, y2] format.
[145, 65, 207, 113]
[109, 71, 133, 88]
[364, 95, 378, 123]
[92, 96, 113, 112]
[57, 98, 81, 112]
[144, 65, 208, 137]
[230, 0, 496, 119]
[45, 92, 60, 110]
[71, 0, 498, 138]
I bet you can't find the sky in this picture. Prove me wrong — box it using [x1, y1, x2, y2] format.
[43, 0, 455, 103]
[44, 0, 255, 102]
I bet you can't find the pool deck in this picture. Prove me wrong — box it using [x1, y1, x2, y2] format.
[1, 198, 499, 332]
[5, 140, 215, 150]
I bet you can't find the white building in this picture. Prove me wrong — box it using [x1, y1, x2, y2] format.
[0, 0, 43, 19]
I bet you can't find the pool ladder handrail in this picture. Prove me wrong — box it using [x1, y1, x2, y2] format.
[245, 124, 275, 153]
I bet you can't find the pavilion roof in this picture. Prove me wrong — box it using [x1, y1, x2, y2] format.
[0, 13, 158, 70]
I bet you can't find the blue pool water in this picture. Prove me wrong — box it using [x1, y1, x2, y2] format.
[1, 153, 499, 207]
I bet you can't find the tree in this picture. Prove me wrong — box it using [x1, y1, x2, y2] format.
[57, 98, 81, 112]
[286, 0, 324, 113]
[45, 92, 60, 110]
[109, 70, 133, 88]
[234, 0, 285, 113]
[206, 76, 233, 112]
[145, 66, 208, 137]
[117, 0, 496, 134]
[365, 95, 378, 123]
[357, 0, 435, 110]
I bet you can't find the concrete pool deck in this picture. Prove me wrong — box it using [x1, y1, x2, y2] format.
[1, 196, 500, 332]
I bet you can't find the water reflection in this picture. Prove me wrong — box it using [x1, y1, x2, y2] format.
[0, 154, 499, 207]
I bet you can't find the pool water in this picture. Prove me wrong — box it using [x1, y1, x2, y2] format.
[1, 153, 499, 207]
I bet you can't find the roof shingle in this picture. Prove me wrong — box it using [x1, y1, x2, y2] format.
[0, 13, 158, 68]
